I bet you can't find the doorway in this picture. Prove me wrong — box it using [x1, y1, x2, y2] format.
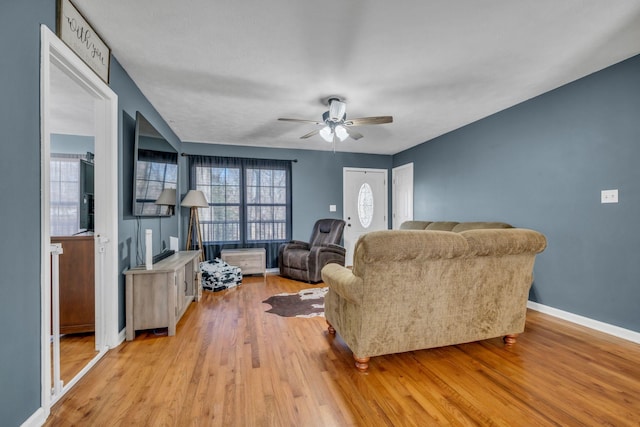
[40, 25, 119, 412]
[343, 168, 388, 266]
[392, 163, 414, 229]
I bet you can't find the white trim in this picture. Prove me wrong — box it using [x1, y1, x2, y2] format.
[19, 408, 46, 427]
[40, 24, 120, 419]
[527, 301, 640, 344]
[392, 162, 414, 229]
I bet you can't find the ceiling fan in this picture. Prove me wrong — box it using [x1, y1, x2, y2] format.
[278, 97, 393, 147]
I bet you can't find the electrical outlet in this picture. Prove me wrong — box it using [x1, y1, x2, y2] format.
[601, 189, 618, 204]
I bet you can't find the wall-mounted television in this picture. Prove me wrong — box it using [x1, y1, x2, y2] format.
[132, 112, 178, 216]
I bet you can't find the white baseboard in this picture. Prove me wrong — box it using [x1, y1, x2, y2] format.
[266, 268, 279, 274]
[527, 301, 640, 344]
[20, 407, 46, 427]
[116, 327, 126, 346]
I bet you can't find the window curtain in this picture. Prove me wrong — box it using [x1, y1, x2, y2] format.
[137, 148, 178, 164]
[189, 155, 292, 268]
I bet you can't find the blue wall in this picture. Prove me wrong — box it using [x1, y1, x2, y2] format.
[394, 54, 640, 333]
[2, 2, 637, 424]
[0, 1, 55, 425]
[0, 2, 182, 423]
[180, 142, 391, 242]
[110, 58, 182, 330]
[51, 134, 95, 154]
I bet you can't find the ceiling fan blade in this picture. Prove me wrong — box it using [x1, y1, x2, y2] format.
[345, 127, 364, 140]
[278, 118, 324, 126]
[300, 129, 320, 139]
[344, 116, 393, 126]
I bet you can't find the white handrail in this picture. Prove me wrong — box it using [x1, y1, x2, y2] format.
[50, 243, 64, 397]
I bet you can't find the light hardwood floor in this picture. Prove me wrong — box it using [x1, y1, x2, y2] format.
[45, 275, 640, 426]
[56, 332, 98, 385]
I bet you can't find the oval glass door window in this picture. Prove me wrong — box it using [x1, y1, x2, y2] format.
[357, 183, 374, 228]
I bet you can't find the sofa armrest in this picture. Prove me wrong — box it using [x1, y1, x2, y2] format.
[315, 243, 346, 255]
[283, 240, 310, 250]
[321, 263, 363, 304]
[460, 228, 547, 256]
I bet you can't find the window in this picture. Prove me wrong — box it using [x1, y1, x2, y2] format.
[245, 166, 288, 241]
[134, 149, 178, 216]
[50, 155, 81, 236]
[357, 182, 374, 228]
[190, 156, 292, 266]
[197, 165, 241, 242]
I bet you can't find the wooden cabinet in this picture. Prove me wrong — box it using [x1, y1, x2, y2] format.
[51, 235, 95, 334]
[221, 248, 266, 277]
[124, 251, 201, 341]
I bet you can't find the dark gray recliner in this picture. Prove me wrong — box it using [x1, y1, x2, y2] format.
[278, 218, 346, 283]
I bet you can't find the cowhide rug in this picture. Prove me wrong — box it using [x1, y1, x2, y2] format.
[262, 287, 328, 318]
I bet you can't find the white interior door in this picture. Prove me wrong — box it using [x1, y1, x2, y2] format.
[41, 25, 119, 414]
[392, 163, 414, 229]
[343, 168, 388, 266]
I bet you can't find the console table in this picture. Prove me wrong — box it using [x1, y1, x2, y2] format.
[125, 250, 201, 341]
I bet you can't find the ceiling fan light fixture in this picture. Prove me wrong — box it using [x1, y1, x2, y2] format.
[335, 125, 348, 142]
[278, 96, 393, 145]
[328, 99, 346, 121]
[319, 125, 333, 142]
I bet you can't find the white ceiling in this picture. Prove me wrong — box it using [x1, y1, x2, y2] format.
[50, 60, 95, 136]
[72, 0, 640, 155]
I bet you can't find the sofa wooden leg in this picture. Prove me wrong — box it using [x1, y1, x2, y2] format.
[354, 355, 370, 372]
[327, 321, 336, 335]
[504, 334, 518, 345]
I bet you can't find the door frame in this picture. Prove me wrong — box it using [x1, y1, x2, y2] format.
[392, 162, 414, 229]
[40, 25, 119, 414]
[342, 167, 388, 265]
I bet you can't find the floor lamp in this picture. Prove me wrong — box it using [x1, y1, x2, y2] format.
[181, 190, 208, 262]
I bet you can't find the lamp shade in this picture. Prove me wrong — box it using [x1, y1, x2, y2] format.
[335, 125, 348, 142]
[155, 188, 176, 206]
[319, 126, 332, 142]
[181, 190, 209, 208]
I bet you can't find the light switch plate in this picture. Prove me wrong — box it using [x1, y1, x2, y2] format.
[601, 189, 618, 204]
[329, 204, 337, 212]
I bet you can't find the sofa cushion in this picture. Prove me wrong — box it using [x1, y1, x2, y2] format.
[354, 230, 468, 265]
[425, 221, 459, 231]
[451, 222, 513, 232]
[399, 221, 432, 230]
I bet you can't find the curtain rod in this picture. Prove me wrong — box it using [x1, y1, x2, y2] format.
[181, 152, 297, 162]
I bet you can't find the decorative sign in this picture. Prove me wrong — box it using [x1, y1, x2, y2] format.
[57, 0, 111, 83]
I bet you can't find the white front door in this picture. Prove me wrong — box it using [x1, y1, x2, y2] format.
[343, 168, 388, 266]
[392, 163, 414, 229]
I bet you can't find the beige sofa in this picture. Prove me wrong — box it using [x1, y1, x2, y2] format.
[321, 221, 547, 371]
